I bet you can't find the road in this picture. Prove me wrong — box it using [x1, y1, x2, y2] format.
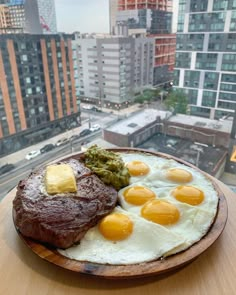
[0, 107, 118, 200]
[0, 130, 102, 200]
[0, 103, 144, 200]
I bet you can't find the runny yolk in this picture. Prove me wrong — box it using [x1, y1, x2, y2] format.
[166, 168, 193, 183]
[172, 185, 204, 205]
[123, 186, 156, 205]
[99, 213, 133, 241]
[141, 200, 180, 225]
[126, 161, 150, 176]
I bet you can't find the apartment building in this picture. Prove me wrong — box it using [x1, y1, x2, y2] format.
[109, 0, 175, 86]
[73, 33, 154, 107]
[174, 0, 236, 120]
[0, 34, 79, 156]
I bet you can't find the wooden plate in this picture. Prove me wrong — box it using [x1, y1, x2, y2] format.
[12, 148, 228, 279]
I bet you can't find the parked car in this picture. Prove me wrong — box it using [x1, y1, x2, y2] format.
[80, 129, 91, 137]
[90, 124, 101, 132]
[0, 163, 15, 175]
[91, 106, 102, 112]
[40, 143, 55, 154]
[56, 137, 69, 146]
[25, 150, 41, 160]
[82, 105, 93, 110]
[70, 134, 80, 141]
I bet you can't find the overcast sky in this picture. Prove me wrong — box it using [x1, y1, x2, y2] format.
[55, 0, 110, 34]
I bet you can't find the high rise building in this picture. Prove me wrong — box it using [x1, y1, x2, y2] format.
[73, 33, 154, 108]
[116, 0, 172, 11]
[0, 34, 80, 156]
[37, 0, 57, 33]
[0, 0, 57, 34]
[109, 0, 176, 86]
[109, 0, 118, 34]
[174, 0, 236, 120]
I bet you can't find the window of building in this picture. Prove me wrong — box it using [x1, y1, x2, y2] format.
[230, 11, 236, 31]
[221, 73, 236, 83]
[202, 91, 216, 107]
[218, 100, 236, 109]
[184, 70, 200, 88]
[219, 92, 236, 102]
[204, 72, 219, 90]
[25, 77, 31, 84]
[27, 88, 32, 95]
[213, 0, 228, 11]
[21, 54, 27, 62]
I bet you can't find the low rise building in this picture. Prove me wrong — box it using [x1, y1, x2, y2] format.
[103, 109, 233, 177]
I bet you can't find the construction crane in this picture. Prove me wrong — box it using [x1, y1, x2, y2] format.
[40, 15, 50, 32]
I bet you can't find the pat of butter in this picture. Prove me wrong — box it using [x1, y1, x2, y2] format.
[45, 164, 77, 194]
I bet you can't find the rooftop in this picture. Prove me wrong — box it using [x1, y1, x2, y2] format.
[106, 109, 171, 135]
[138, 133, 227, 176]
[168, 114, 233, 134]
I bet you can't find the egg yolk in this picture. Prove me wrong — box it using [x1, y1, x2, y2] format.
[123, 186, 156, 205]
[126, 161, 150, 176]
[172, 185, 204, 205]
[141, 200, 180, 225]
[166, 168, 193, 183]
[99, 213, 133, 241]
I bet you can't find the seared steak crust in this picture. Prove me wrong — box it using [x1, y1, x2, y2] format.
[13, 159, 118, 249]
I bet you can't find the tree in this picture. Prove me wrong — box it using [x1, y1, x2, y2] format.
[164, 89, 188, 114]
[134, 88, 160, 104]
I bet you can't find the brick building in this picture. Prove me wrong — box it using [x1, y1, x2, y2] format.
[0, 34, 80, 156]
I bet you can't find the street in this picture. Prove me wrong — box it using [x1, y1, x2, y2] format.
[0, 108, 118, 200]
[0, 102, 153, 200]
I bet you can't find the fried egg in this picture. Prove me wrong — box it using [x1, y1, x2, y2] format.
[117, 197, 215, 255]
[59, 152, 219, 265]
[118, 152, 164, 183]
[118, 180, 218, 254]
[119, 152, 211, 188]
[58, 207, 184, 265]
[118, 183, 218, 215]
[143, 159, 211, 188]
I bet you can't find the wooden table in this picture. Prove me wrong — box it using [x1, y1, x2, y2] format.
[0, 182, 235, 295]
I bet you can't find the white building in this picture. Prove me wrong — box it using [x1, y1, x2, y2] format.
[73, 32, 154, 107]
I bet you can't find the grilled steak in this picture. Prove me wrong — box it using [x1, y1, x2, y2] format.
[13, 159, 118, 249]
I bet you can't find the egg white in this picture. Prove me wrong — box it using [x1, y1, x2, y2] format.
[117, 194, 216, 255]
[118, 152, 166, 184]
[58, 207, 184, 265]
[119, 152, 212, 188]
[143, 160, 212, 188]
[118, 184, 218, 216]
[58, 152, 219, 265]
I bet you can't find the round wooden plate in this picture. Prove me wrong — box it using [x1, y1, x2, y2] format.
[12, 148, 228, 279]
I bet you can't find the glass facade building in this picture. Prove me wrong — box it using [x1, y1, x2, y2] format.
[175, 0, 236, 119]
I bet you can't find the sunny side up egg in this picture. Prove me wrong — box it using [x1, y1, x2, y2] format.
[119, 152, 212, 188]
[117, 191, 216, 255]
[58, 207, 184, 265]
[118, 182, 218, 215]
[59, 152, 219, 265]
[118, 152, 166, 183]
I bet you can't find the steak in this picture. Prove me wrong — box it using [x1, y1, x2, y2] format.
[13, 159, 118, 249]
